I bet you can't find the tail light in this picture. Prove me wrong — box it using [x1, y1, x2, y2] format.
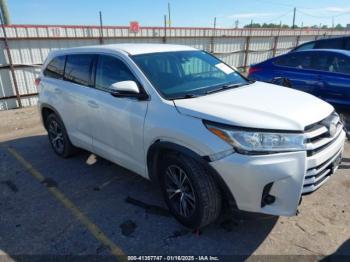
[34, 78, 41, 87]
[248, 66, 262, 75]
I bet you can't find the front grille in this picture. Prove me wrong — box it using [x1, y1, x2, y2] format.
[305, 113, 343, 156]
[302, 112, 344, 195]
[303, 148, 342, 194]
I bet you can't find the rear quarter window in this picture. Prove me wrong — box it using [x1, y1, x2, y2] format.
[43, 55, 66, 79]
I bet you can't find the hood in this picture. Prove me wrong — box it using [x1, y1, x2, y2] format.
[174, 81, 334, 131]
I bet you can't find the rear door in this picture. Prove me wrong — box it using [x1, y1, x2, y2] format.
[61, 54, 96, 151]
[88, 54, 149, 176]
[313, 52, 350, 107]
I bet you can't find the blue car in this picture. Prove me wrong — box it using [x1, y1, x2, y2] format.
[248, 49, 350, 109]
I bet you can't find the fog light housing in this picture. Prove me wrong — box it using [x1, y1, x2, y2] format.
[261, 182, 276, 207]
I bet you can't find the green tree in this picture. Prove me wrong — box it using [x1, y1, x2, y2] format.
[244, 23, 262, 28]
[335, 24, 344, 29]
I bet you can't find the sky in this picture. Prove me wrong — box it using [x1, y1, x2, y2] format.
[7, 0, 350, 28]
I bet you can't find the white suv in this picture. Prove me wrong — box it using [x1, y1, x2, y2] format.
[38, 44, 346, 228]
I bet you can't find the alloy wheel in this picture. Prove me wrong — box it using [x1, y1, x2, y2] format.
[164, 165, 196, 218]
[48, 119, 65, 154]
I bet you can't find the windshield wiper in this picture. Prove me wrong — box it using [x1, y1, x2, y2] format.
[205, 82, 248, 94]
[169, 93, 200, 100]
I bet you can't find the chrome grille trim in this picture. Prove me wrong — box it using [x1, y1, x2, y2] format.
[302, 112, 345, 195]
[304, 125, 328, 139]
[304, 169, 331, 187]
[306, 148, 342, 177]
[305, 123, 343, 151]
[303, 176, 330, 194]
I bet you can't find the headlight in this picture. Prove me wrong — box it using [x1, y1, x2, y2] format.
[204, 121, 305, 154]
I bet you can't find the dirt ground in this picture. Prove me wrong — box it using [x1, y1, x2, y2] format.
[0, 106, 349, 260]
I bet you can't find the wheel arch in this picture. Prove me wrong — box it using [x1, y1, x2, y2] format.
[40, 103, 62, 130]
[146, 140, 237, 208]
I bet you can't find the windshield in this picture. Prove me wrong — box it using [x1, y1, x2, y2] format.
[132, 50, 248, 99]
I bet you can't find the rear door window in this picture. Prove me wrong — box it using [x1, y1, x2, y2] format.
[328, 54, 350, 74]
[44, 56, 66, 79]
[64, 54, 95, 86]
[95, 55, 137, 91]
[309, 52, 350, 74]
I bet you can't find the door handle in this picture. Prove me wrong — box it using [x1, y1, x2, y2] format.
[88, 100, 99, 108]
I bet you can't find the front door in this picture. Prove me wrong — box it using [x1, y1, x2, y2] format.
[88, 54, 149, 176]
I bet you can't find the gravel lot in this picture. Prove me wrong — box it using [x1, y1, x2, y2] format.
[0, 106, 349, 260]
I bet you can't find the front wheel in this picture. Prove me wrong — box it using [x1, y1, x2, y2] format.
[159, 153, 222, 229]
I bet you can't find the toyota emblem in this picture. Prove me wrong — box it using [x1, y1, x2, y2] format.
[328, 121, 337, 137]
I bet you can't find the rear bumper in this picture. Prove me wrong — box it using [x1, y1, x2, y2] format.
[210, 130, 346, 216]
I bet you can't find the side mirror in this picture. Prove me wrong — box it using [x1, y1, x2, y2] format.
[271, 77, 292, 88]
[110, 80, 139, 94]
[109, 81, 148, 100]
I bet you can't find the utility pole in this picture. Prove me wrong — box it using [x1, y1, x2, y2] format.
[292, 7, 296, 29]
[0, 0, 10, 25]
[99, 11, 104, 44]
[332, 17, 334, 28]
[168, 2, 171, 27]
[163, 15, 167, 43]
[210, 17, 216, 53]
[0, 10, 21, 107]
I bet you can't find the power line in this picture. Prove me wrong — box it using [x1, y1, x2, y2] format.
[250, 0, 295, 8]
[297, 9, 350, 19]
[333, 11, 350, 17]
[260, 10, 293, 24]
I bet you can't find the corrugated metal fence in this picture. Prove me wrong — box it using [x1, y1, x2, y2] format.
[0, 24, 348, 110]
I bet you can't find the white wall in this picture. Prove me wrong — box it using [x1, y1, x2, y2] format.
[0, 25, 348, 110]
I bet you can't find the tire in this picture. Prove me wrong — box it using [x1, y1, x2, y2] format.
[159, 153, 222, 229]
[46, 113, 76, 158]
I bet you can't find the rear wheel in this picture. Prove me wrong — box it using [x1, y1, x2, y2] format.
[159, 153, 222, 229]
[46, 113, 76, 158]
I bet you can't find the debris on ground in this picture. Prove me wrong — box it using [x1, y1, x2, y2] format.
[120, 220, 137, 237]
